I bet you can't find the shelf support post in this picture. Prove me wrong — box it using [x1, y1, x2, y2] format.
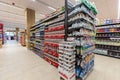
[25, 8, 35, 49]
[64, 0, 68, 41]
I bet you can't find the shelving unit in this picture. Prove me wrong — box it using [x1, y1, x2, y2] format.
[94, 23, 120, 59]
[29, 0, 98, 80]
[30, 24, 45, 58]
[44, 11, 65, 68]
[66, 1, 97, 80]
[0, 23, 3, 48]
[58, 41, 76, 80]
[29, 8, 65, 67]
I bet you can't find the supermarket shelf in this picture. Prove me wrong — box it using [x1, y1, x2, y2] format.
[68, 9, 95, 19]
[46, 19, 64, 27]
[31, 47, 43, 52]
[96, 31, 120, 34]
[82, 49, 95, 59]
[69, 3, 93, 13]
[68, 17, 95, 26]
[82, 67, 93, 80]
[96, 23, 120, 27]
[30, 24, 44, 31]
[95, 48, 120, 53]
[44, 52, 58, 60]
[35, 43, 44, 47]
[31, 49, 44, 58]
[32, 46, 44, 51]
[68, 26, 94, 32]
[30, 28, 36, 31]
[76, 67, 93, 80]
[95, 36, 120, 38]
[68, 34, 95, 37]
[35, 38, 44, 41]
[95, 53, 120, 59]
[95, 44, 120, 47]
[41, 11, 65, 23]
[44, 55, 58, 68]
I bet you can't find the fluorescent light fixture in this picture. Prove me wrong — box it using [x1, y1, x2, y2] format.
[48, 6, 56, 11]
[0, 2, 24, 11]
[32, 0, 36, 2]
[118, 0, 120, 19]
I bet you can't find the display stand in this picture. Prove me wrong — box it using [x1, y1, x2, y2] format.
[59, 0, 98, 80]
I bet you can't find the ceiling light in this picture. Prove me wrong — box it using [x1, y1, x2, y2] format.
[0, 2, 24, 11]
[32, 0, 36, 2]
[48, 6, 56, 11]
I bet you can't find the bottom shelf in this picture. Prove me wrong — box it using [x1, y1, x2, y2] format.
[94, 49, 120, 59]
[76, 58, 94, 80]
[95, 53, 120, 59]
[31, 48, 44, 58]
[44, 56, 59, 68]
[76, 68, 93, 80]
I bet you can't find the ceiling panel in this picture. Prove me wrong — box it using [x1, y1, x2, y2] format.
[0, 20, 25, 31]
[0, 11, 25, 20]
[0, 17, 25, 25]
[0, 0, 54, 14]
[0, 0, 119, 30]
[0, 1, 25, 16]
[39, 0, 64, 9]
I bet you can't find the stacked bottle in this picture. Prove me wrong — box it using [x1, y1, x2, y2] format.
[58, 41, 76, 80]
[44, 13, 65, 68]
[67, 2, 97, 80]
[95, 22, 120, 58]
[30, 24, 45, 58]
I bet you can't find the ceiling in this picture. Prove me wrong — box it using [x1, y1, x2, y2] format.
[0, 0, 119, 30]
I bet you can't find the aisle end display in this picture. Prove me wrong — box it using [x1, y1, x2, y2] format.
[59, 0, 98, 80]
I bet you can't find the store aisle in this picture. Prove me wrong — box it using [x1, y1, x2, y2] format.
[0, 40, 120, 80]
[0, 40, 59, 80]
[87, 55, 120, 80]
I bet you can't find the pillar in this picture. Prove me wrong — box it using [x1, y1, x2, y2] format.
[16, 28, 19, 41]
[25, 8, 35, 49]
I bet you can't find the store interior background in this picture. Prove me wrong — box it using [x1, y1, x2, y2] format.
[0, 0, 119, 33]
[0, 0, 120, 80]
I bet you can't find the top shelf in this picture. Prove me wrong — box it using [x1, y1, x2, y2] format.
[31, 11, 65, 29]
[96, 23, 120, 27]
[40, 11, 65, 23]
[69, 3, 90, 12]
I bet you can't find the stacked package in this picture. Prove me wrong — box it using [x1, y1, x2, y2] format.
[67, 1, 97, 79]
[58, 41, 76, 80]
[44, 12, 65, 68]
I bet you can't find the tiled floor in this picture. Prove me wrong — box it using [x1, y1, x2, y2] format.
[0, 40, 120, 80]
